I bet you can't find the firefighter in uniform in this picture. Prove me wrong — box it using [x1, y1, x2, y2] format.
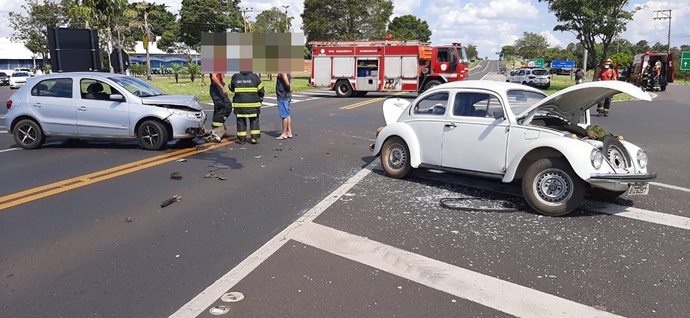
[209, 73, 232, 142]
[230, 71, 265, 144]
[596, 59, 618, 117]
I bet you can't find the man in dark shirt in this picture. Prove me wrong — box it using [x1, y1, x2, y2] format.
[209, 73, 232, 142]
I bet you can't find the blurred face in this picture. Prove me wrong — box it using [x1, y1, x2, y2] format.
[604, 65, 610, 69]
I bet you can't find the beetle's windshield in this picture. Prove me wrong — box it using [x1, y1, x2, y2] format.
[506, 90, 546, 114]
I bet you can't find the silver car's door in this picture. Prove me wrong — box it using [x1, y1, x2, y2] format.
[76, 78, 130, 137]
[441, 90, 509, 175]
[28, 78, 78, 135]
[404, 91, 449, 166]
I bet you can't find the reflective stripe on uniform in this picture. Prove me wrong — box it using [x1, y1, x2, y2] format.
[236, 113, 258, 118]
[234, 87, 259, 93]
[237, 131, 248, 136]
[250, 130, 260, 135]
[233, 102, 262, 108]
[212, 122, 224, 127]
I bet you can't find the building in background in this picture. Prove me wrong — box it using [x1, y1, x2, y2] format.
[0, 37, 46, 71]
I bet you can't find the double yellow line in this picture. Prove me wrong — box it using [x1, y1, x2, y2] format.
[0, 140, 233, 211]
[340, 92, 408, 110]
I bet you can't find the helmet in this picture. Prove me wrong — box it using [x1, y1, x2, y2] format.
[604, 58, 613, 65]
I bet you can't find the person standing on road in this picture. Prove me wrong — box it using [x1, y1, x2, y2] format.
[209, 73, 233, 142]
[575, 68, 585, 84]
[230, 71, 265, 144]
[596, 59, 618, 117]
[275, 73, 293, 140]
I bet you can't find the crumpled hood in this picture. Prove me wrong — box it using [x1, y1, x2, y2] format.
[140, 95, 202, 110]
[516, 81, 651, 124]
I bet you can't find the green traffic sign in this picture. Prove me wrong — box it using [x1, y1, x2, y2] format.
[496, 52, 501, 55]
[528, 59, 544, 68]
[682, 51, 690, 71]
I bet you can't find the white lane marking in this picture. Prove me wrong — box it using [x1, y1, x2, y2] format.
[292, 222, 623, 318]
[169, 161, 377, 318]
[650, 182, 690, 193]
[583, 201, 690, 230]
[0, 148, 19, 153]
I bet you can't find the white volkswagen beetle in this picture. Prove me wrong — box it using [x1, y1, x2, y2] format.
[372, 80, 656, 216]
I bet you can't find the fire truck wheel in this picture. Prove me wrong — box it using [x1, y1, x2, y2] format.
[424, 80, 441, 91]
[335, 80, 353, 97]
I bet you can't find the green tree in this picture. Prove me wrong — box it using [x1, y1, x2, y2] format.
[178, 0, 243, 47]
[185, 62, 201, 82]
[302, 0, 393, 42]
[539, 0, 638, 71]
[170, 63, 184, 82]
[514, 32, 549, 59]
[8, 0, 68, 69]
[386, 15, 431, 42]
[632, 40, 650, 54]
[126, 1, 160, 80]
[253, 7, 292, 33]
[465, 44, 478, 60]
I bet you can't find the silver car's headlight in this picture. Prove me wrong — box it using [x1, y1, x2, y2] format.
[170, 109, 197, 119]
[591, 149, 604, 169]
[637, 149, 648, 168]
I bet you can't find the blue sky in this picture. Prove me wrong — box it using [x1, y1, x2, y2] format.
[1, 0, 688, 58]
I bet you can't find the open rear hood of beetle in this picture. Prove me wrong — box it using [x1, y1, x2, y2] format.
[516, 81, 651, 124]
[141, 95, 202, 110]
[382, 97, 411, 125]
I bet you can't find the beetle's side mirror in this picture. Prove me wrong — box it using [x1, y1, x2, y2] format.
[493, 110, 505, 120]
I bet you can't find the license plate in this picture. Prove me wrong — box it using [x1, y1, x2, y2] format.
[627, 184, 649, 196]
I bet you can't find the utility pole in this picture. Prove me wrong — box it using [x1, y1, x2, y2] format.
[653, 9, 672, 53]
[240, 7, 253, 32]
[281, 5, 290, 33]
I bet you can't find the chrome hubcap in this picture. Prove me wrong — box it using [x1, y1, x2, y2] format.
[18, 125, 36, 144]
[141, 125, 160, 146]
[387, 145, 406, 170]
[534, 168, 573, 205]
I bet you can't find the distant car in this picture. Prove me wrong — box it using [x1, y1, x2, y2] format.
[499, 67, 507, 74]
[372, 80, 656, 216]
[0, 72, 8, 86]
[506, 67, 551, 89]
[9, 72, 31, 89]
[5, 72, 208, 150]
[13, 68, 34, 76]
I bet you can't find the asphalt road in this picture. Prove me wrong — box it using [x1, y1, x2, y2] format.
[1, 62, 689, 317]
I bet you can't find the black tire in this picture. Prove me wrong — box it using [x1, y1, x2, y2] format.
[380, 136, 411, 179]
[13, 119, 45, 149]
[335, 80, 353, 97]
[423, 80, 441, 92]
[661, 85, 666, 92]
[587, 188, 626, 201]
[522, 158, 585, 216]
[602, 136, 631, 169]
[137, 120, 169, 150]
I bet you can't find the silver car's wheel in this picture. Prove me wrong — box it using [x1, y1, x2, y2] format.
[137, 120, 169, 150]
[13, 119, 45, 149]
[522, 158, 584, 216]
[381, 136, 411, 179]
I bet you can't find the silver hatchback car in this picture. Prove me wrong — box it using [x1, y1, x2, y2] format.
[5, 72, 207, 150]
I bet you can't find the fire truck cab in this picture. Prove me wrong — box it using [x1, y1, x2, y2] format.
[310, 40, 469, 97]
[629, 52, 674, 91]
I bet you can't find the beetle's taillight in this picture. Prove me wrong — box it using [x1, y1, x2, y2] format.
[6, 100, 11, 110]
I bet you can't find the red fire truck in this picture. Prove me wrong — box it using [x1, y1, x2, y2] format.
[309, 40, 470, 97]
[628, 52, 674, 91]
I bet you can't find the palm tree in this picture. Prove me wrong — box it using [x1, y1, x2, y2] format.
[185, 62, 201, 82]
[170, 63, 183, 83]
[125, 1, 159, 80]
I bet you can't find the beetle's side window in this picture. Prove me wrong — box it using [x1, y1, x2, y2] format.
[453, 93, 502, 118]
[413, 92, 448, 115]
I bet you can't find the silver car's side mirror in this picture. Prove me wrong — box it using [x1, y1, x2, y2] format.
[493, 110, 505, 120]
[110, 94, 125, 102]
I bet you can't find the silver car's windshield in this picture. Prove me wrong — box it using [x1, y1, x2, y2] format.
[108, 76, 166, 97]
[507, 90, 546, 114]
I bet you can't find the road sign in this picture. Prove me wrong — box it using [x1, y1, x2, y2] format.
[496, 52, 500, 55]
[682, 52, 690, 71]
[551, 60, 575, 69]
[528, 58, 544, 68]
